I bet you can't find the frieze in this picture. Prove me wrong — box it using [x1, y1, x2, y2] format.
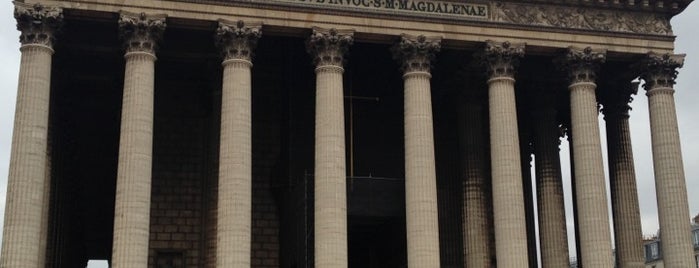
[153, 0, 675, 36]
[492, 2, 673, 35]
[232, 0, 489, 19]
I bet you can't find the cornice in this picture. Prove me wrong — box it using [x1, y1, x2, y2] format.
[26, 0, 682, 53]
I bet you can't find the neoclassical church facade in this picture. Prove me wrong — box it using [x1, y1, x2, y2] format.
[1, 0, 696, 267]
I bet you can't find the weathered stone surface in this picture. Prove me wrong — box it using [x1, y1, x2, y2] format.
[481, 40, 529, 268]
[1, 3, 62, 268]
[563, 46, 615, 268]
[640, 53, 695, 268]
[309, 27, 353, 268]
[396, 34, 441, 268]
[111, 12, 165, 268]
[492, 2, 673, 35]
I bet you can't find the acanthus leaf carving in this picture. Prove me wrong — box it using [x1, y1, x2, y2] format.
[479, 40, 525, 79]
[392, 34, 441, 74]
[557, 47, 606, 84]
[601, 81, 640, 119]
[639, 52, 685, 91]
[216, 20, 262, 61]
[119, 12, 166, 54]
[14, 3, 63, 47]
[306, 27, 354, 68]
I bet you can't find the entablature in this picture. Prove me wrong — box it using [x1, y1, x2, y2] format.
[18, 0, 692, 55]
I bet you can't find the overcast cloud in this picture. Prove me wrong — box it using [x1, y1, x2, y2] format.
[0, 1, 696, 267]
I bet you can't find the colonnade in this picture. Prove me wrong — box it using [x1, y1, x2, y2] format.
[2, 4, 696, 268]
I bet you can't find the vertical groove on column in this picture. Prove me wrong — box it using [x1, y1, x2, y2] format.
[314, 66, 348, 268]
[647, 89, 694, 267]
[1, 45, 53, 268]
[112, 52, 156, 268]
[533, 109, 570, 268]
[217, 60, 253, 267]
[38, 129, 52, 268]
[569, 83, 614, 268]
[488, 77, 529, 267]
[458, 103, 492, 268]
[606, 114, 645, 268]
[404, 73, 440, 268]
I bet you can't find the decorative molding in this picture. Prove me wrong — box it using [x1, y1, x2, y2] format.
[392, 34, 441, 74]
[492, 2, 673, 36]
[639, 53, 685, 91]
[558, 47, 606, 84]
[119, 12, 167, 54]
[216, 20, 262, 61]
[306, 27, 354, 68]
[14, 3, 63, 47]
[480, 41, 524, 79]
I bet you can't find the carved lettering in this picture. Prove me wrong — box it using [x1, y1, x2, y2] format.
[250, 0, 489, 19]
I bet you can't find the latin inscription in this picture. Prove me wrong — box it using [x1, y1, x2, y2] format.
[269, 0, 489, 19]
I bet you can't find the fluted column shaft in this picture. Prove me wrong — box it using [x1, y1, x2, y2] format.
[532, 101, 569, 268]
[215, 20, 261, 268]
[393, 35, 441, 268]
[640, 53, 695, 267]
[481, 41, 529, 268]
[458, 101, 492, 268]
[111, 13, 165, 268]
[307, 28, 353, 268]
[562, 47, 614, 268]
[602, 82, 645, 268]
[0, 4, 61, 267]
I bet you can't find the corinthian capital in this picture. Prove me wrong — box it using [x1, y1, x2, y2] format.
[480, 40, 525, 79]
[14, 3, 63, 47]
[392, 34, 441, 74]
[119, 12, 166, 54]
[216, 20, 262, 61]
[639, 52, 685, 91]
[306, 27, 354, 68]
[601, 81, 639, 119]
[558, 47, 606, 84]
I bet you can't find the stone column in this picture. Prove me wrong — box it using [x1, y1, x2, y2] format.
[214, 20, 261, 267]
[601, 81, 645, 268]
[480, 41, 529, 267]
[0, 4, 61, 267]
[560, 47, 614, 268]
[307, 27, 353, 268]
[639, 53, 695, 267]
[111, 12, 165, 268]
[392, 34, 441, 268]
[457, 95, 492, 268]
[532, 91, 570, 268]
[519, 129, 538, 268]
[564, 123, 584, 268]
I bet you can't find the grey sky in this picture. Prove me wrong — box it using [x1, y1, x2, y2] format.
[0, 1, 696, 267]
